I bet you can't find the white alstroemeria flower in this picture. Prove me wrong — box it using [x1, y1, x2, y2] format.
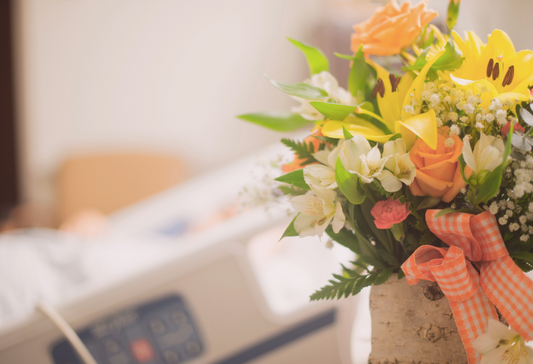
[462, 132, 506, 174]
[303, 146, 337, 189]
[512, 131, 533, 152]
[377, 139, 416, 192]
[289, 187, 345, 237]
[327, 135, 389, 184]
[520, 107, 533, 127]
[291, 71, 355, 121]
[473, 319, 533, 364]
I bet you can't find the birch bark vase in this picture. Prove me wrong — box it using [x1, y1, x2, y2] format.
[368, 274, 468, 364]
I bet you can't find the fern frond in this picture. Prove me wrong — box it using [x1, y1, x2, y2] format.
[281, 138, 319, 166]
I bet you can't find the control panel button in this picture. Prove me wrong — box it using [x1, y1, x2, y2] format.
[171, 311, 188, 325]
[164, 350, 180, 363]
[105, 339, 120, 354]
[130, 338, 155, 363]
[186, 340, 200, 355]
[149, 319, 166, 335]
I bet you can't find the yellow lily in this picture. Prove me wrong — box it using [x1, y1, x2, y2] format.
[451, 29, 533, 107]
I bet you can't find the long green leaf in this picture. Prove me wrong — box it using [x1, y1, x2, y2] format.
[458, 154, 469, 184]
[326, 226, 359, 254]
[348, 46, 369, 103]
[310, 102, 358, 121]
[475, 125, 513, 205]
[274, 169, 311, 190]
[335, 158, 365, 205]
[238, 112, 312, 132]
[288, 38, 329, 75]
[266, 75, 328, 100]
[374, 268, 394, 285]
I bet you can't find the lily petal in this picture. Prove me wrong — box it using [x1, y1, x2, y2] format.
[398, 109, 438, 151]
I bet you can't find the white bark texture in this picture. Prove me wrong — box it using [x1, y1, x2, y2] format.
[368, 274, 468, 364]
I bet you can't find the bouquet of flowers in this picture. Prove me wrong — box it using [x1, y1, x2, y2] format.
[239, 0, 533, 362]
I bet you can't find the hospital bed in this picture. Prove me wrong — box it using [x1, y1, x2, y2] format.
[0, 145, 362, 364]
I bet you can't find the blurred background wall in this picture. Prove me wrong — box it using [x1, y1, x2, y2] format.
[6, 0, 533, 223]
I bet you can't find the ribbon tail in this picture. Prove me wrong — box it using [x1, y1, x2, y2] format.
[481, 256, 533, 341]
[447, 265, 498, 364]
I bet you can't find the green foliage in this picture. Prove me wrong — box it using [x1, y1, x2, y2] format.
[310, 267, 393, 301]
[342, 124, 354, 139]
[274, 169, 310, 190]
[237, 112, 312, 132]
[416, 196, 441, 210]
[458, 154, 469, 183]
[310, 102, 358, 121]
[278, 185, 308, 196]
[326, 226, 359, 253]
[334, 53, 355, 61]
[446, 0, 460, 34]
[474, 126, 513, 205]
[280, 138, 322, 166]
[349, 46, 369, 104]
[266, 75, 329, 100]
[403, 41, 464, 78]
[280, 215, 299, 240]
[288, 38, 329, 76]
[510, 252, 533, 273]
[335, 158, 365, 205]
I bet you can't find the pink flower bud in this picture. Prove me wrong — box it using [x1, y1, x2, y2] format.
[371, 197, 411, 229]
[501, 121, 525, 137]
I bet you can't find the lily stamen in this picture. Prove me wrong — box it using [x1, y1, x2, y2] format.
[373, 78, 385, 98]
[503, 65, 514, 87]
[493, 62, 500, 80]
[389, 74, 402, 92]
[487, 58, 494, 78]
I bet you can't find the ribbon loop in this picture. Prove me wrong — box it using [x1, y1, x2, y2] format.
[429, 246, 475, 301]
[402, 209, 533, 364]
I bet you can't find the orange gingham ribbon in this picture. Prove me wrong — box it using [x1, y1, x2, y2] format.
[401, 210, 533, 364]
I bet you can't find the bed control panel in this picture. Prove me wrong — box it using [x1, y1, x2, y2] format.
[51, 295, 204, 364]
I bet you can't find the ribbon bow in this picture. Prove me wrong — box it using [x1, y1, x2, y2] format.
[401, 210, 533, 364]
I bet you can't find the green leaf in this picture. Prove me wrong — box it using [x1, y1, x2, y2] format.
[403, 41, 464, 73]
[416, 196, 441, 210]
[280, 215, 299, 240]
[402, 48, 431, 72]
[434, 208, 457, 218]
[360, 199, 390, 248]
[510, 252, 533, 266]
[334, 52, 355, 61]
[335, 158, 365, 205]
[274, 169, 311, 190]
[434, 207, 477, 218]
[458, 154, 469, 184]
[475, 125, 513, 205]
[278, 185, 308, 196]
[288, 38, 329, 75]
[397, 269, 405, 280]
[309, 102, 358, 121]
[326, 226, 359, 254]
[348, 46, 369, 103]
[342, 124, 354, 139]
[238, 112, 312, 132]
[266, 75, 328, 100]
[389, 133, 402, 141]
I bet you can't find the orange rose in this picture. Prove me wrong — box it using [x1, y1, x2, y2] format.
[351, 0, 437, 56]
[282, 129, 323, 173]
[409, 127, 472, 203]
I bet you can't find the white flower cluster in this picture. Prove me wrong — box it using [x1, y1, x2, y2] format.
[417, 81, 515, 137]
[485, 156, 533, 243]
